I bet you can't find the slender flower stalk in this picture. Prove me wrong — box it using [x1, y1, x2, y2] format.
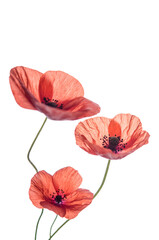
[34, 209, 44, 240]
[49, 215, 58, 238]
[27, 117, 47, 240]
[27, 117, 47, 172]
[48, 219, 70, 240]
[93, 159, 111, 199]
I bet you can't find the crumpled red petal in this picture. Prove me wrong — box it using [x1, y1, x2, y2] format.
[39, 71, 84, 103]
[52, 167, 82, 195]
[29, 170, 55, 208]
[64, 189, 93, 219]
[40, 201, 66, 217]
[9, 66, 42, 109]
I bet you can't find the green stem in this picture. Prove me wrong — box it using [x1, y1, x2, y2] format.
[49, 215, 58, 238]
[34, 209, 44, 240]
[27, 117, 47, 173]
[27, 117, 47, 239]
[48, 220, 70, 240]
[93, 159, 111, 199]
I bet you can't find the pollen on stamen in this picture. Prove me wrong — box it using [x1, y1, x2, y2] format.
[100, 134, 127, 153]
[50, 189, 67, 205]
[42, 97, 63, 109]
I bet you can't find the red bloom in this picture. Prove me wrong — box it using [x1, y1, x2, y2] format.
[75, 114, 150, 160]
[29, 167, 93, 219]
[9, 66, 100, 120]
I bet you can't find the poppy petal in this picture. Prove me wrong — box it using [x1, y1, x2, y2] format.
[113, 114, 150, 149]
[29, 171, 55, 208]
[108, 119, 121, 137]
[63, 96, 101, 118]
[31, 96, 100, 120]
[78, 137, 117, 159]
[85, 130, 150, 160]
[40, 201, 66, 217]
[121, 129, 150, 155]
[9, 66, 42, 109]
[64, 189, 93, 219]
[75, 117, 111, 155]
[39, 71, 84, 103]
[113, 114, 142, 141]
[52, 167, 82, 195]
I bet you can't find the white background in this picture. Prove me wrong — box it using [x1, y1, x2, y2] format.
[1, 0, 159, 239]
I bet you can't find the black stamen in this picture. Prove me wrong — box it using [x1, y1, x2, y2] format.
[55, 195, 62, 204]
[100, 134, 127, 153]
[51, 189, 66, 205]
[46, 101, 58, 108]
[42, 97, 63, 109]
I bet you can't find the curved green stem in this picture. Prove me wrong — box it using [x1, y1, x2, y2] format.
[35, 209, 44, 240]
[27, 117, 47, 239]
[93, 159, 111, 199]
[49, 215, 58, 238]
[48, 219, 70, 240]
[27, 117, 47, 172]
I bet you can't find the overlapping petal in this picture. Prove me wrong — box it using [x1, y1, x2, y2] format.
[40, 201, 66, 217]
[52, 167, 82, 195]
[64, 189, 93, 219]
[29, 170, 55, 208]
[39, 71, 84, 103]
[9, 66, 42, 109]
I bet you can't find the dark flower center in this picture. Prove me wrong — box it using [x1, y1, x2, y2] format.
[42, 97, 63, 109]
[101, 134, 127, 153]
[50, 189, 66, 205]
[55, 195, 63, 204]
[109, 136, 120, 151]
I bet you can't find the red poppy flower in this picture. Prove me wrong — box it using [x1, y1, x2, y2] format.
[75, 114, 150, 160]
[29, 167, 93, 219]
[9, 66, 100, 120]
